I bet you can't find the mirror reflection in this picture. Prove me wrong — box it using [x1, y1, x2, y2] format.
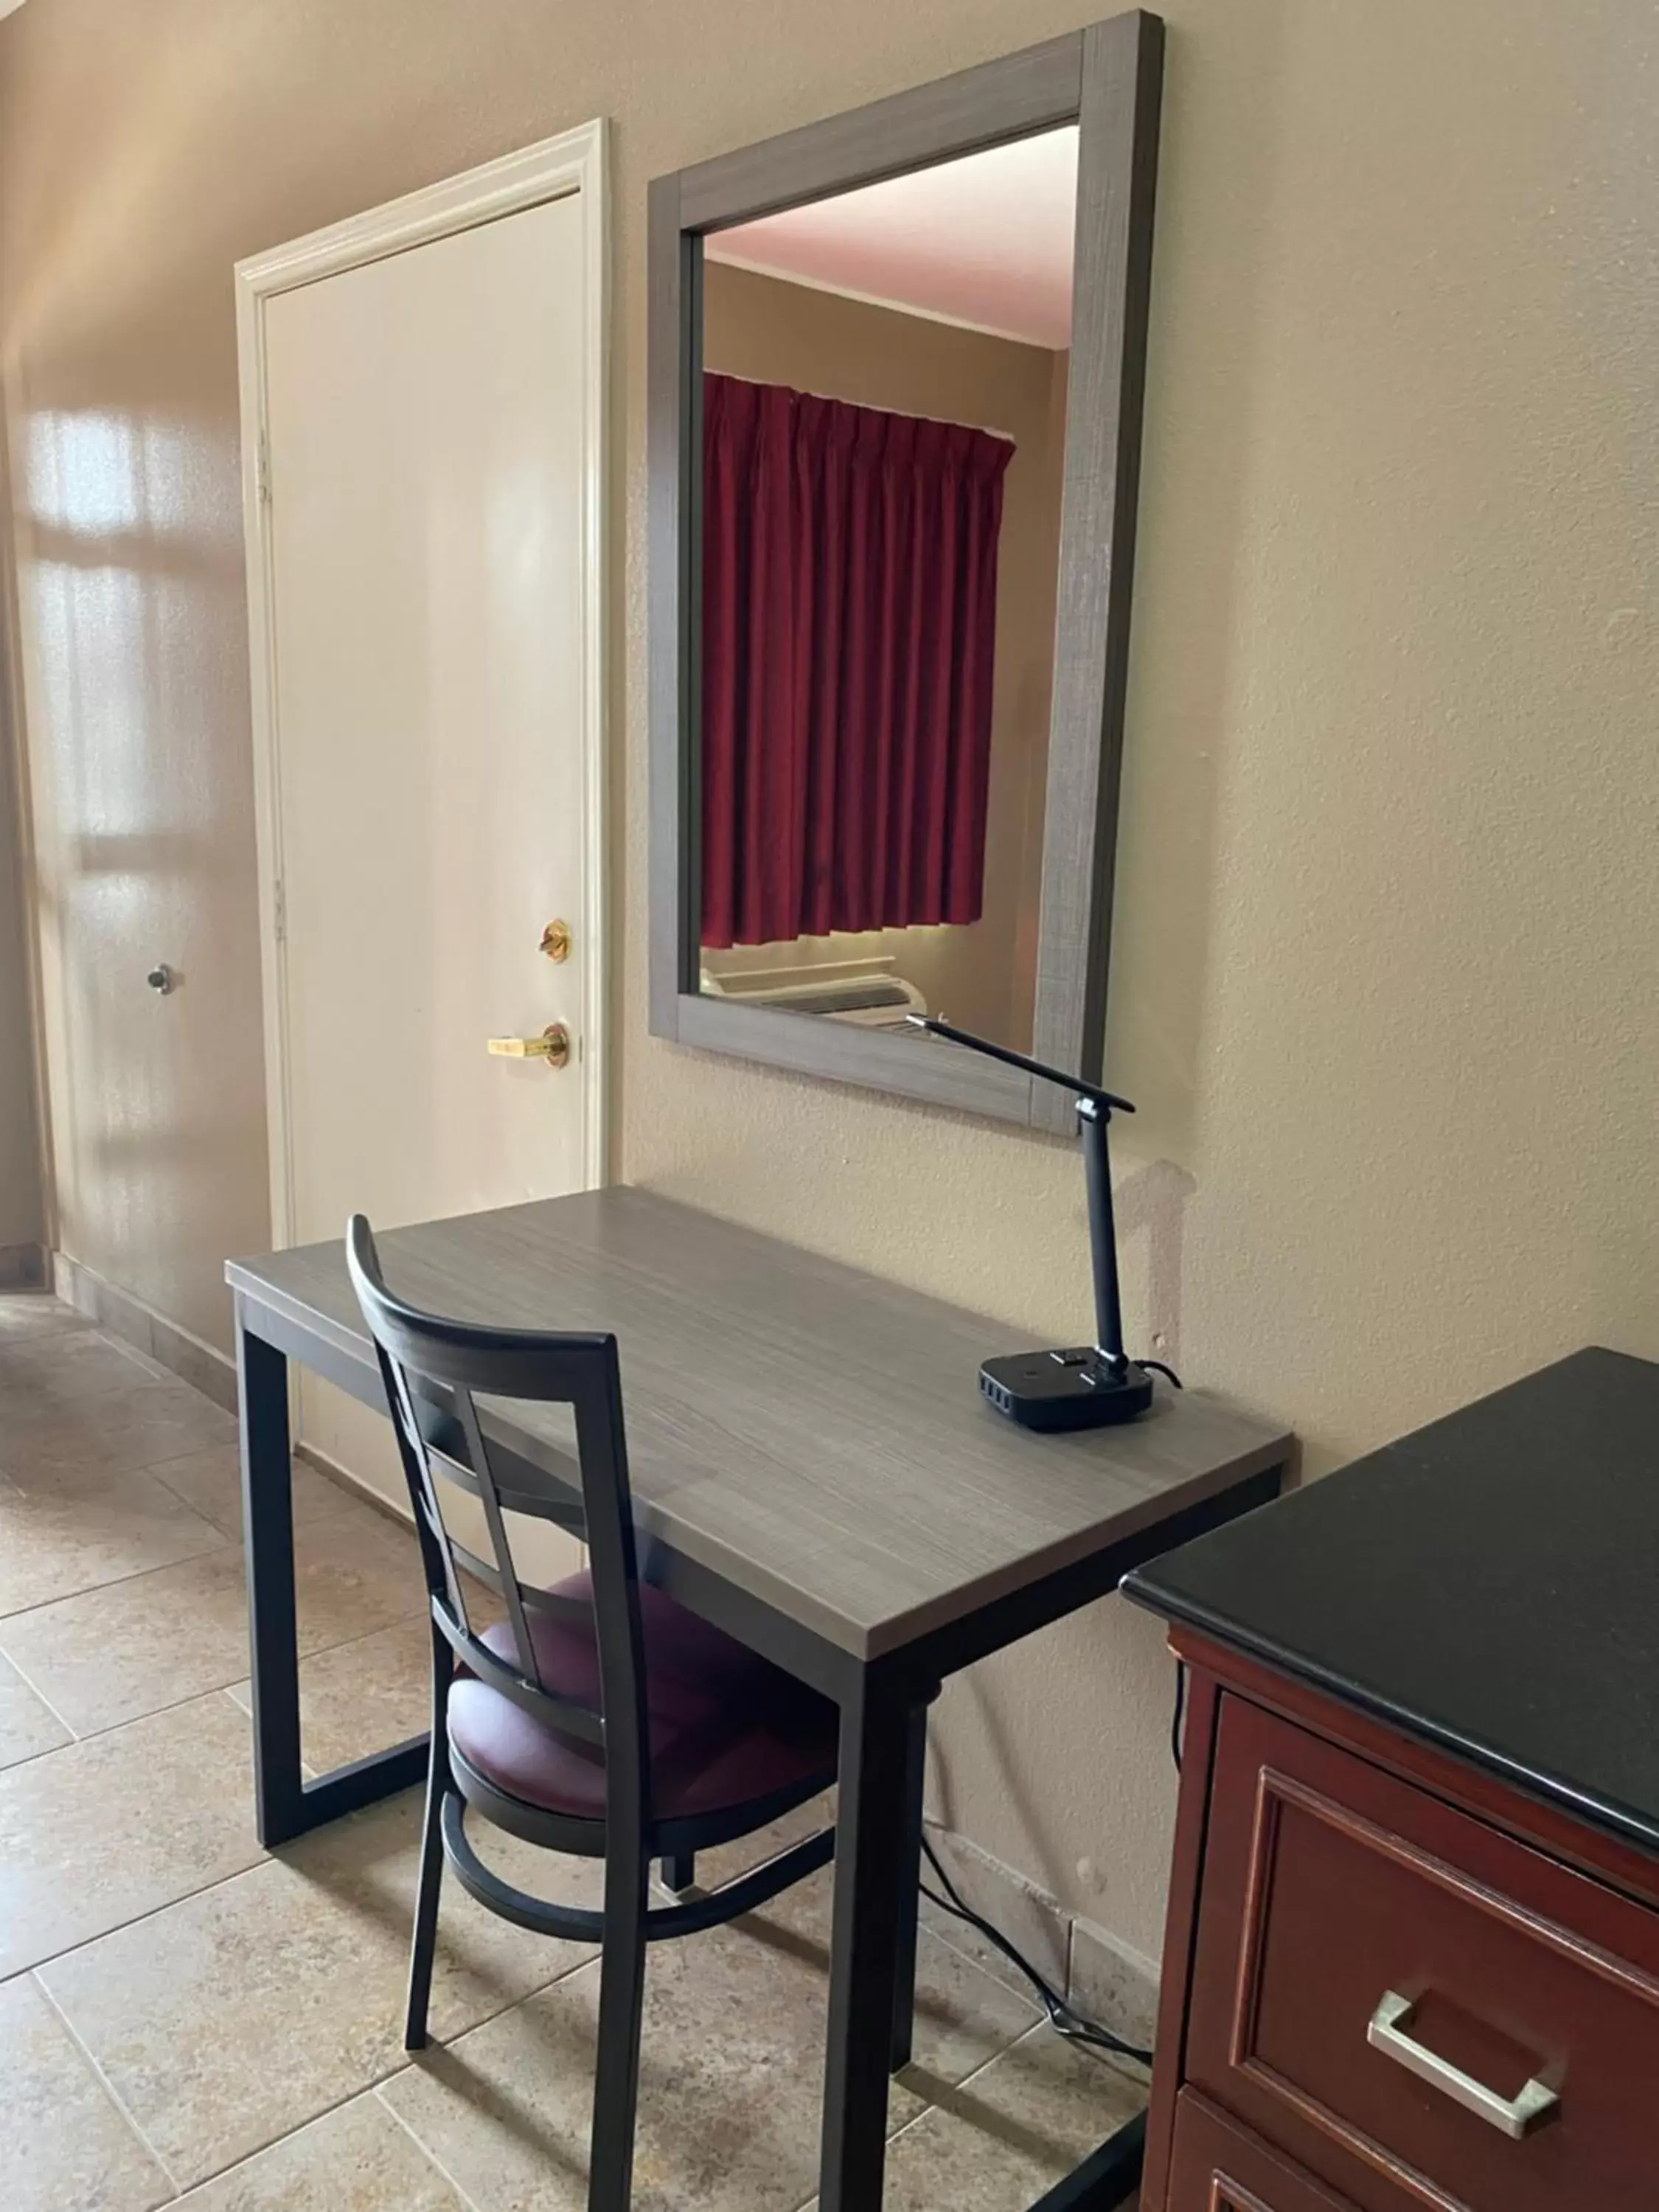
[696, 127, 1078, 1053]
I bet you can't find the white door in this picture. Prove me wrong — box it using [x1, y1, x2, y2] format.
[240, 133, 606, 1535]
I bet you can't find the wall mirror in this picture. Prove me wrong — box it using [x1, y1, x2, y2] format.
[650, 12, 1164, 1130]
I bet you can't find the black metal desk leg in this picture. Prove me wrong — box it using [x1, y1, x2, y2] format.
[1027, 2109, 1147, 2210]
[821, 1665, 911, 2211]
[237, 1315, 305, 1846]
[889, 1698, 929, 2073]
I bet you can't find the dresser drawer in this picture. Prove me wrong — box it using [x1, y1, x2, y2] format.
[1188, 1694, 1659, 2212]
[1169, 2092, 1366, 2212]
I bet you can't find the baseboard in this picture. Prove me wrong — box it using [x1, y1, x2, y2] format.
[50, 1251, 240, 1416]
[921, 1818, 1160, 2051]
[0, 1239, 46, 1290]
[1067, 1911, 1161, 2054]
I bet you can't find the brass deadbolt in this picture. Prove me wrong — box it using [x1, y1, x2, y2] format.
[540, 919, 571, 963]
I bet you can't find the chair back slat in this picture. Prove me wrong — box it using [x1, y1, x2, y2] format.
[430, 1596, 606, 1747]
[425, 1444, 589, 1538]
[347, 1214, 651, 1833]
[444, 1537, 597, 1623]
[370, 1341, 470, 1632]
[453, 1386, 543, 1692]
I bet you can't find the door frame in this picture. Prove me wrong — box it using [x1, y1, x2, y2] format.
[234, 120, 611, 1248]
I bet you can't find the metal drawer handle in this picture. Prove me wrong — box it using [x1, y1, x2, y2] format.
[1367, 1992, 1559, 2140]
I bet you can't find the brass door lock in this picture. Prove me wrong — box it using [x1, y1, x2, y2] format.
[539, 919, 571, 963]
[487, 1023, 571, 1069]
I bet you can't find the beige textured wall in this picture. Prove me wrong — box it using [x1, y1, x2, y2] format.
[701, 259, 1065, 1045]
[1, 0, 1655, 1963]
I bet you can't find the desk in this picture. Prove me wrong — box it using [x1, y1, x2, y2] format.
[227, 1186, 1291, 2212]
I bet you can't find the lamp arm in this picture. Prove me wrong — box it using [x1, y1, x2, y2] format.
[905, 1015, 1134, 1117]
[1079, 1099, 1127, 1370]
[907, 1014, 1133, 1373]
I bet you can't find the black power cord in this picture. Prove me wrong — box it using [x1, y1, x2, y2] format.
[919, 1834, 1153, 2067]
[919, 1436, 1190, 2076]
[919, 1684, 1186, 2071]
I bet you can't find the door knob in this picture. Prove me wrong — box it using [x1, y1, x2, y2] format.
[487, 1023, 571, 1068]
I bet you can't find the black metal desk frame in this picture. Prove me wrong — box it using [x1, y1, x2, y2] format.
[236, 1287, 1284, 2211]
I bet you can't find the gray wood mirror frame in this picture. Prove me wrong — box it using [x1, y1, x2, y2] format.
[648, 10, 1163, 1133]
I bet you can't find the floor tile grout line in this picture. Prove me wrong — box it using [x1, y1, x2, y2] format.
[167, 2059, 424, 2202]
[366, 1909, 1051, 2212]
[0, 1674, 296, 1772]
[0, 1481, 409, 1625]
[877, 2016, 1150, 2198]
[52, 1677, 240, 1750]
[0, 1528, 237, 1630]
[31, 1966, 187, 2198]
[8, 1754, 597, 1995]
[375, 2082, 491, 2212]
[917, 1910, 1050, 2020]
[0, 1593, 434, 1753]
[140, 1458, 244, 1533]
[0, 1476, 434, 1741]
[953, 2010, 1150, 2101]
[0, 1726, 90, 1778]
[2, 1447, 403, 1559]
[0, 1370, 237, 1484]
[111, 1433, 243, 1475]
[7, 1674, 302, 1763]
[957, 2012, 1065, 2095]
[0, 1428, 243, 1492]
[232, 1601, 439, 1686]
[777, 2087, 945, 2212]
[0, 1433, 234, 1477]
[29, 1847, 598, 2200]
[19, 1833, 280, 1987]
[0, 1377, 182, 1416]
[142, 1442, 384, 1531]
[104, 1964, 588, 2207]
[415, 1940, 603, 2059]
[0, 1640, 82, 1742]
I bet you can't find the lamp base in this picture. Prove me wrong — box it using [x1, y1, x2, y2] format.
[979, 1349, 1156, 1432]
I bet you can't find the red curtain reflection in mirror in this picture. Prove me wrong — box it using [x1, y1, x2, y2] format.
[700, 373, 1012, 950]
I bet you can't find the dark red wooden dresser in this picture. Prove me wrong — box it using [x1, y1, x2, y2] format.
[1123, 1346, 1659, 2212]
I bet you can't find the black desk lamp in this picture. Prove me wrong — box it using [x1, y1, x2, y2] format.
[906, 1014, 1169, 1431]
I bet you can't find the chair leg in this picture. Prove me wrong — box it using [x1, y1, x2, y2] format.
[405, 1630, 453, 2051]
[588, 1848, 650, 2212]
[661, 1851, 695, 1894]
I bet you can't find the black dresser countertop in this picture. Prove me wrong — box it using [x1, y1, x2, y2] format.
[1122, 1346, 1659, 1860]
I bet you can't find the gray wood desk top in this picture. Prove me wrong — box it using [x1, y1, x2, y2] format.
[228, 1187, 1291, 1662]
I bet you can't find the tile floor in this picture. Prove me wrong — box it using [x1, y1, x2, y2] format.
[0, 1290, 1147, 2210]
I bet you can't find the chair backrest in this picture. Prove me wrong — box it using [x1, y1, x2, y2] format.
[345, 1214, 651, 1833]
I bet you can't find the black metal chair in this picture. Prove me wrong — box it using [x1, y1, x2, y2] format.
[346, 1216, 838, 2212]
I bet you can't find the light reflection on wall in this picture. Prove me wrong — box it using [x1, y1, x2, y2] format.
[27, 408, 144, 534]
[17, 403, 241, 1289]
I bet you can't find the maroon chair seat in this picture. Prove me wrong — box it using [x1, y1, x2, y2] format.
[448, 1572, 838, 1824]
